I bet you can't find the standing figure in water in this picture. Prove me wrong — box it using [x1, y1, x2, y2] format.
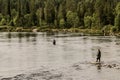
[96, 49, 101, 62]
[53, 39, 56, 45]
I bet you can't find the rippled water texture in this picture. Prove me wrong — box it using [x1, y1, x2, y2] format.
[0, 32, 120, 80]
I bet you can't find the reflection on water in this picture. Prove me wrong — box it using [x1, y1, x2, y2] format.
[0, 32, 120, 79]
[6, 32, 37, 43]
[97, 63, 102, 71]
[7, 33, 12, 39]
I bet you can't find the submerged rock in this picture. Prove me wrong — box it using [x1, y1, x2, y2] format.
[107, 65, 112, 68]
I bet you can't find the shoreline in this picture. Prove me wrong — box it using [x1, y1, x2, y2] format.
[0, 26, 119, 36]
[0, 26, 117, 36]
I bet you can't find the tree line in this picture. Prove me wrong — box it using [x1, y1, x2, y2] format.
[0, 0, 120, 31]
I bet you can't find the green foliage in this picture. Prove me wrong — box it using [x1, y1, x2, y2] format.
[0, 18, 7, 25]
[111, 26, 117, 33]
[24, 14, 32, 27]
[59, 18, 65, 28]
[84, 16, 92, 28]
[0, 13, 3, 21]
[36, 9, 42, 26]
[115, 2, 120, 31]
[102, 25, 115, 35]
[102, 25, 112, 31]
[74, 16, 79, 28]
[44, 0, 55, 25]
[115, 2, 120, 14]
[66, 11, 78, 28]
[30, 12, 39, 26]
[0, 0, 119, 30]
[13, 15, 23, 27]
[92, 13, 101, 28]
[11, 9, 17, 18]
[115, 14, 120, 30]
[8, 20, 14, 26]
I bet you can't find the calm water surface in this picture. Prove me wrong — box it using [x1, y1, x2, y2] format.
[0, 32, 120, 79]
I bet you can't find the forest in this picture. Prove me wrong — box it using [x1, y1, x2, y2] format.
[0, 0, 120, 32]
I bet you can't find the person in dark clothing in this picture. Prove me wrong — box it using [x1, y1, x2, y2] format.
[53, 39, 56, 45]
[96, 49, 101, 62]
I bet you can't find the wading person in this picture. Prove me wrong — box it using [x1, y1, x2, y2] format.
[96, 49, 101, 62]
[53, 39, 56, 45]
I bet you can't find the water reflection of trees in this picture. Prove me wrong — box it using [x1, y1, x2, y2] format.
[7, 32, 12, 39]
[6, 32, 37, 43]
[7, 32, 12, 42]
[97, 63, 102, 70]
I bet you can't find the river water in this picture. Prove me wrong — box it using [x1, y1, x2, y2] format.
[0, 32, 120, 80]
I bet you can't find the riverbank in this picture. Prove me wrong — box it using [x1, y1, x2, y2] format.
[0, 26, 120, 36]
[0, 26, 106, 34]
[1, 61, 120, 80]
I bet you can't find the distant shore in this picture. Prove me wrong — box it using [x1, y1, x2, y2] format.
[0, 26, 120, 36]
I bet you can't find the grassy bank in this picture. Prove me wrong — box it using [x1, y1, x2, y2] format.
[0, 26, 120, 36]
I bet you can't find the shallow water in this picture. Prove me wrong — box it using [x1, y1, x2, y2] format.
[0, 32, 120, 79]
